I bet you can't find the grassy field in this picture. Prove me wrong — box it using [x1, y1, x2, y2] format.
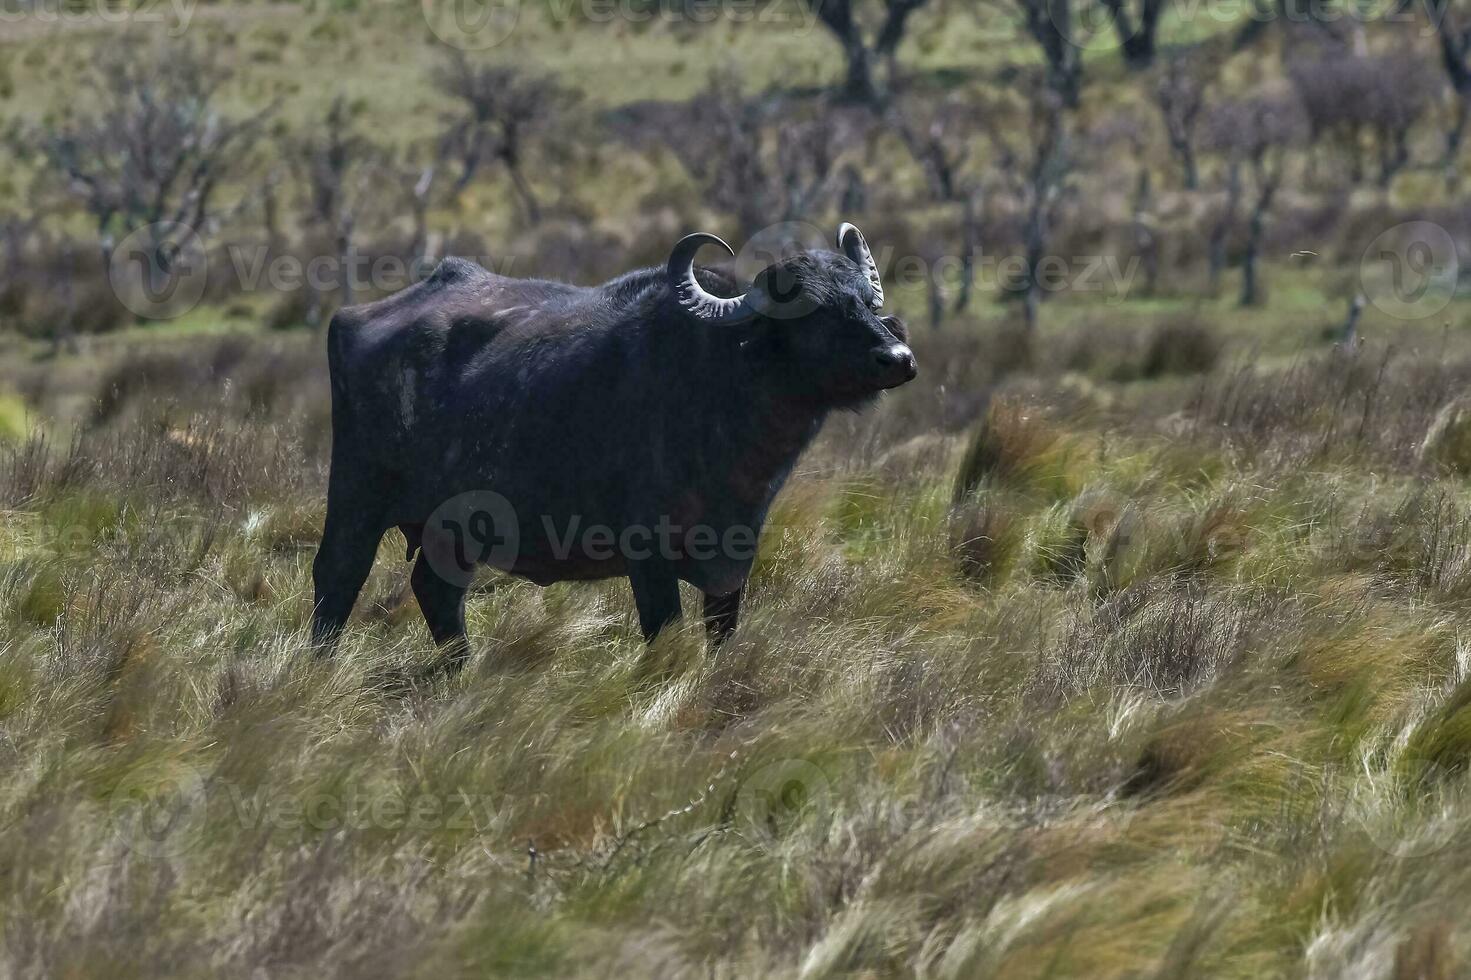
[5, 311, 1471, 976]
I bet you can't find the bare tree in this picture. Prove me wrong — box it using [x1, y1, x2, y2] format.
[1205, 95, 1307, 307]
[1206, 157, 1242, 293]
[291, 96, 383, 320]
[1103, 0, 1167, 69]
[1233, 0, 1355, 52]
[259, 169, 287, 254]
[0, 176, 126, 349]
[1010, 0, 1085, 107]
[1019, 100, 1074, 327]
[28, 38, 273, 295]
[1154, 54, 1211, 190]
[896, 81, 1074, 327]
[671, 84, 771, 236]
[891, 94, 983, 204]
[399, 158, 440, 275]
[1093, 110, 1159, 297]
[1435, 8, 1471, 185]
[669, 76, 853, 237]
[434, 52, 578, 224]
[890, 92, 1003, 322]
[1289, 51, 1437, 189]
[983, 83, 1076, 328]
[954, 188, 987, 316]
[893, 99, 973, 327]
[776, 115, 846, 224]
[1004, 0, 1168, 105]
[0, 210, 43, 317]
[802, 0, 933, 104]
[1362, 55, 1438, 189]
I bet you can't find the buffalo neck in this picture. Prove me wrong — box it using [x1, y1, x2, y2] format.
[694, 352, 828, 511]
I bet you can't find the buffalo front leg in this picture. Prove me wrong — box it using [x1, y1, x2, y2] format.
[410, 550, 471, 671]
[702, 588, 743, 645]
[626, 557, 682, 644]
[311, 506, 385, 653]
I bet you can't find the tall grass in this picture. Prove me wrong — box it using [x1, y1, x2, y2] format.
[3, 323, 1471, 977]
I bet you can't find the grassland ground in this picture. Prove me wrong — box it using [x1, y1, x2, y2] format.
[3, 308, 1471, 976]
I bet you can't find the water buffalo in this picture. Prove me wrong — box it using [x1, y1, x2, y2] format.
[311, 223, 916, 664]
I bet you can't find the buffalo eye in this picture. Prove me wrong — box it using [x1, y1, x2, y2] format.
[879, 315, 909, 344]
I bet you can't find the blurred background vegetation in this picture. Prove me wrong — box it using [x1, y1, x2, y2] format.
[1, 0, 1469, 358]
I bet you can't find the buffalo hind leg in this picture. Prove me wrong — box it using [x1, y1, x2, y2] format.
[702, 588, 743, 645]
[627, 558, 681, 644]
[410, 550, 471, 671]
[311, 505, 385, 653]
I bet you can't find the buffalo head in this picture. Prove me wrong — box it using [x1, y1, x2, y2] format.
[667, 223, 917, 405]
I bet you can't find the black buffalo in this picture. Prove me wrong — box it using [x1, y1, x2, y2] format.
[311, 223, 916, 664]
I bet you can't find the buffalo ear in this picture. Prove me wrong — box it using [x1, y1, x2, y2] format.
[880, 315, 909, 344]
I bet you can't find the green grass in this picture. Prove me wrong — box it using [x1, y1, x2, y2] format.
[0, 390, 27, 443]
[1, 322, 1471, 976]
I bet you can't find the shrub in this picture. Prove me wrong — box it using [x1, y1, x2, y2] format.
[15, 563, 67, 629]
[1141, 319, 1222, 379]
[264, 287, 319, 331]
[953, 398, 1079, 504]
[1418, 397, 1471, 475]
[1055, 317, 1221, 382]
[951, 494, 1023, 584]
[0, 391, 27, 444]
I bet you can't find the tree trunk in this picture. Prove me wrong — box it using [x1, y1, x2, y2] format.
[407, 165, 436, 276]
[840, 164, 867, 214]
[1240, 174, 1277, 308]
[1240, 230, 1260, 307]
[1334, 294, 1365, 346]
[1446, 98, 1468, 193]
[1107, 0, 1162, 70]
[1208, 160, 1242, 293]
[1347, 126, 1365, 184]
[1132, 167, 1158, 297]
[1120, 32, 1157, 70]
[841, 38, 881, 104]
[1438, 22, 1471, 96]
[1022, 196, 1049, 330]
[873, 0, 926, 93]
[1180, 146, 1199, 191]
[337, 213, 356, 309]
[306, 286, 324, 331]
[810, 0, 885, 104]
[1378, 125, 1409, 190]
[1232, 0, 1280, 51]
[1020, 0, 1083, 107]
[954, 191, 980, 314]
[1161, 109, 1200, 189]
[57, 242, 79, 355]
[506, 164, 542, 225]
[262, 175, 282, 251]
